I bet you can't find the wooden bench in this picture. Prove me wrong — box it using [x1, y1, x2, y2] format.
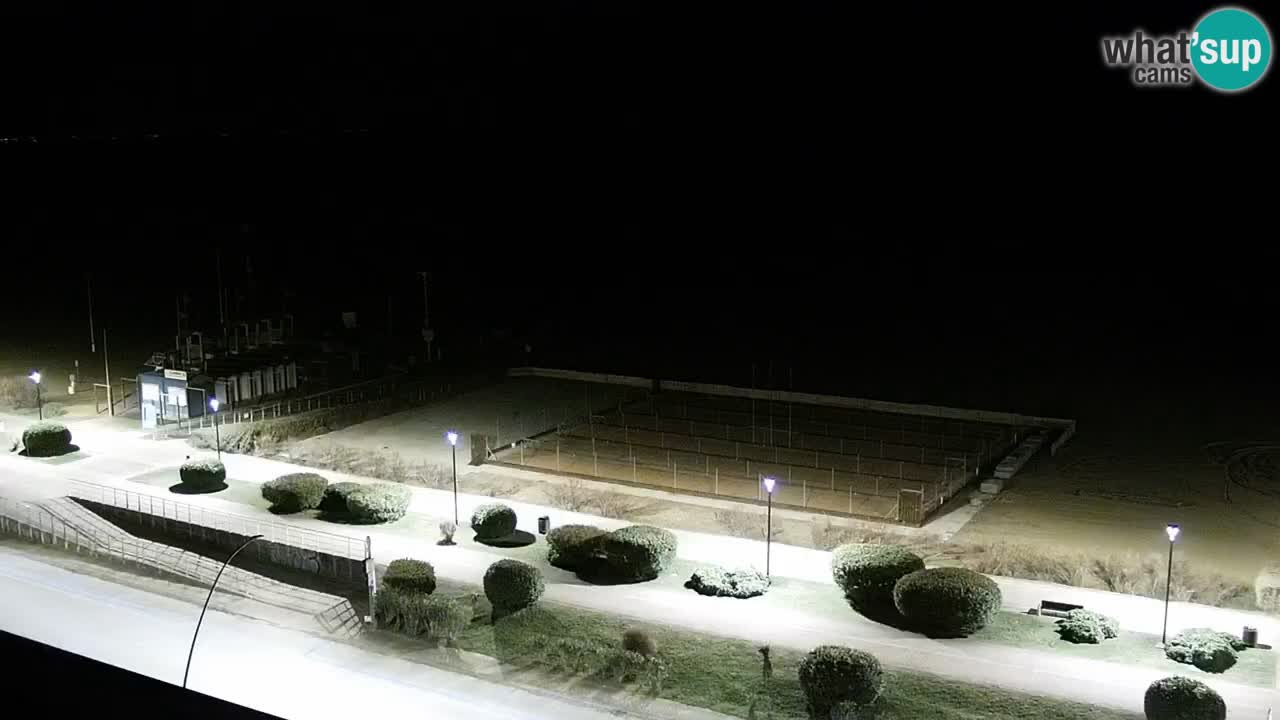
[1037, 600, 1083, 618]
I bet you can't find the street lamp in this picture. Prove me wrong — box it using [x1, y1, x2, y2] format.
[1161, 523, 1180, 646]
[209, 398, 222, 462]
[28, 371, 42, 421]
[762, 475, 776, 579]
[183, 534, 263, 689]
[446, 431, 459, 525]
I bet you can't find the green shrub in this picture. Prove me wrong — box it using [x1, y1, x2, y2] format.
[893, 567, 1002, 637]
[383, 558, 436, 595]
[603, 650, 669, 691]
[1056, 609, 1120, 644]
[376, 587, 470, 641]
[471, 503, 518, 539]
[684, 565, 769, 599]
[1143, 676, 1226, 720]
[178, 459, 226, 490]
[345, 483, 411, 524]
[622, 628, 657, 657]
[797, 645, 883, 719]
[831, 543, 924, 605]
[590, 525, 677, 583]
[484, 559, 545, 614]
[424, 595, 471, 643]
[261, 473, 328, 513]
[1164, 628, 1244, 673]
[374, 586, 430, 637]
[318, 481, 363, 513]
[542, 637, 612, 675]
[546, 524, 606, 571]
[22, 422, 73, 457]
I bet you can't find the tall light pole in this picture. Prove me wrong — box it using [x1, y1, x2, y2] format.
[446, 431, 459, 524]
[29, 371, 42, 421]
[762, 475, 776, 579]
[209, 398, 222, 462]
[183, 534, 263, 689]
[1161, 523, 1180, 647]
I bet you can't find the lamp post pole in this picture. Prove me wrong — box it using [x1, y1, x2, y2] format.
[762, 476, 776, 579]
[447, 431, 459, 525]
[30, 372, 43, 421]
[210, 398, 222, 462]
[183, 534, 263, 689]
[1161, 523, 1180, 647]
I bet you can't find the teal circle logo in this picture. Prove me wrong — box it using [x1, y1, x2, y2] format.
[1191, 7, 1272, 91]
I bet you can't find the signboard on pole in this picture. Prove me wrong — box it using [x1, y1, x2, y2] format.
[164, 369, 188, 382]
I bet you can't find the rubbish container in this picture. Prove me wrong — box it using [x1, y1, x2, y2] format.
[1243, 626, 1259, 647]
[538, 516, 551, 535]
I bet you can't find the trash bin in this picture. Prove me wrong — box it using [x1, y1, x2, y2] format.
[1243, 626, 1259, 647]
[538, 516, 551, 535]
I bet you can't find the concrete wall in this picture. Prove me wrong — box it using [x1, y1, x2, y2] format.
[74, 499, 370, 592]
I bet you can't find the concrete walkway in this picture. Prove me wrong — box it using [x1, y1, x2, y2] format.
[0, 546, 709, 720]
[3, 428, 1278, 718]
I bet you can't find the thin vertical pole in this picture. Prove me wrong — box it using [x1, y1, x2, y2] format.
[765, 493, 772, 578]
[1162, 539, 1174, 645]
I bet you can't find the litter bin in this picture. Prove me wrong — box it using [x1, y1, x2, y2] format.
[538, 516, 551, 535]
[1243, 626, 1259, 647]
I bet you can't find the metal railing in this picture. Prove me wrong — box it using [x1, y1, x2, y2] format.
[0, 495, 154, 568]
[66, 479, 368, 561]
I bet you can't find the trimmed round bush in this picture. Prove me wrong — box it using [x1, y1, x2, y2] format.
[261, 473, 328, 513]
[1143, 676, 1226, 720]
[484, 559, 545, 614]
[595, 525, 677, 583]
[622, 628, 658, 657]
[178, 459, 226, 490]
[831, 543, 924, 605]
[1165, 628, 1243, 673]
[22, 422, 73, 457]
[797, 645, 883, 718]
[319, 481, 363, 513]
[547, 524, 607, 571]
[893, 567, 1001, 637]
[383, 558, 437, 595]
[1057, 609, 1120, 644]
[471, 503, 518, 539]
[684, 565, 769, 599]
[345, 483, 411, 524]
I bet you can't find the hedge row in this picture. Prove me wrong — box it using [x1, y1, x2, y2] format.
[471, 503, 518, 539]
[1164, 628, 1247, 673]
[179, 459, 226, 490]
[684, 565, 769, 599]
[831, 543, 923, 607]
[384, 559, 437, 595]
[1057, 609, 1119, 644]
[1144, 676, 1225, 720]
[545, 523, 677, 584]
[261, 473, 328, 513]
[892, 567, 1001, 638]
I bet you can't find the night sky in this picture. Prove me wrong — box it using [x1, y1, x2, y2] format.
[2, 1, 1276, 418]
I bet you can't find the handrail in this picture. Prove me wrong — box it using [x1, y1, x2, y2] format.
[64, 479, 366, 561]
